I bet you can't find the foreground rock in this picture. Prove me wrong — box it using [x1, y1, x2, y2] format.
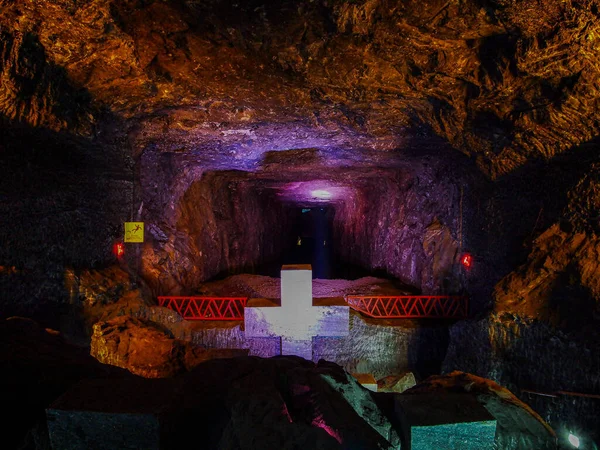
[47, 357, 555, 450]
[377, 372, 417, 393]
[404, 371, 557, 450]
[2, 317, 556, 449]
[0, 317, 130, 449]
[444, 313, 600, 448]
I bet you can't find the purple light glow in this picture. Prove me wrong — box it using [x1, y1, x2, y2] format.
[311, 189, 332, 200]
[275, 181, 355, 205]
[312, 415, 343, 443]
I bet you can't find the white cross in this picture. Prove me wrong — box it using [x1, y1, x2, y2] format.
[244, 264, 349, 360]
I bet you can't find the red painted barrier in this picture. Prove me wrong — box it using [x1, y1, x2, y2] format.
[157, 296, 248, 320]
[158, 295, 468, 321]
[345, 296, 468, 319]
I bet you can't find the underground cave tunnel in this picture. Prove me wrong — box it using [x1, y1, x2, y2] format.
[140, 149, 473, 293]
[2, 0, 600, 449]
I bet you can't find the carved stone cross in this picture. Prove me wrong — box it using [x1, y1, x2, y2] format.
[245, 264, 349, 360]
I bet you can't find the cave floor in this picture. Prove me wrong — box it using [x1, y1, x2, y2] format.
[195, 272, 416, 298]
[182, 273, 453, 330]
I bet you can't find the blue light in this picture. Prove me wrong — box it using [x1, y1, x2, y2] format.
[302, 208, 311, 213]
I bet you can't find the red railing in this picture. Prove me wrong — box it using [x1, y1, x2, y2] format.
[345, 296, 468, 319]
[158, 295, 467, 321]
[157, 296, 248, 320]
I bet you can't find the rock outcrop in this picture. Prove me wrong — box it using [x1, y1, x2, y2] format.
[443, 313, 600, 447]
[404, 371, 557, 450]
[493, 223, 600, 325]
[377, 372, 417, 393]
[0, 317, 130, 449]
[90, 315, 248, 378]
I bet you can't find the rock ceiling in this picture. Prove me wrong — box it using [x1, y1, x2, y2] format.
[2, 0, 600, 181]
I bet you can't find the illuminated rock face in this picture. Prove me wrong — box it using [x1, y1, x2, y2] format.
[5, 0, 598, 305]
[3, 1, 600, 178]
[330, 160, 465, 294]
[135, 149, 476, 297]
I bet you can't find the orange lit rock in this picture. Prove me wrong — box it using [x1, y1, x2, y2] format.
[65, 265, 138, 308]
[65, 266, 150, 334]
[90, 315, 247, 378]
[91, 315, 186, 378]
[576, 238, 600, 301]
[377, 372, 417, 393]
[494, 223, 600, 324]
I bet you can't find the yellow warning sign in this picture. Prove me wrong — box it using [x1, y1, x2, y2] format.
[124, 222, 144, 243]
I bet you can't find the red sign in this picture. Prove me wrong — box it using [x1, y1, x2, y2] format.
[461, 253, 472, 269]
[113, 242, 125, 258]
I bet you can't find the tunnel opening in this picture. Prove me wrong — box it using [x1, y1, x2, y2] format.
[284, 206, 334, 279]
[277, 205, 379, 280]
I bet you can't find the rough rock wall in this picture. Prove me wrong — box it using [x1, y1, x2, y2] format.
[444, 166, 600, 445]
[494, 223, 600, 324]
[0, 122, 132, 326]
[3, 0, 600, 302]
[4, 1, 600, 179]
[0, 30, 94, 134]
[488, 163, 600, 324]
[331, 160, 465, 293]
[313, 313, 449, 380]
[0, 5, 136, 328]
[141, 172, 296, 294]
[443, 313, 600, 445]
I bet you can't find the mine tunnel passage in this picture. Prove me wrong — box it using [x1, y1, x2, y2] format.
[287, 206, 334, 279]
[140, 147, 478, 299]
